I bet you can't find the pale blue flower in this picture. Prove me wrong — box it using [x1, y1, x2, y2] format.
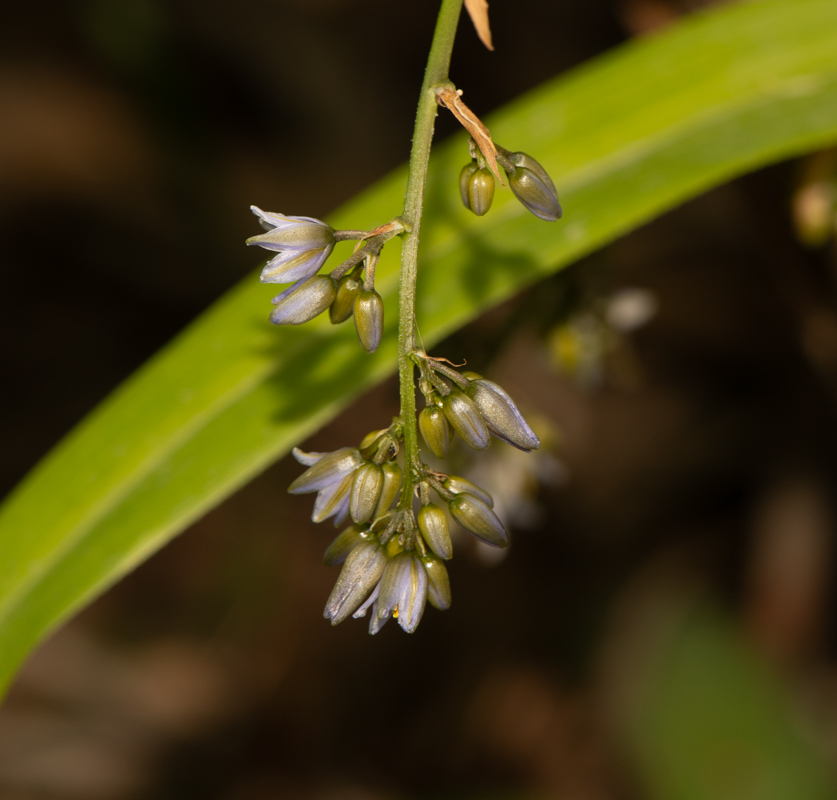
[247, 205, 335, 284]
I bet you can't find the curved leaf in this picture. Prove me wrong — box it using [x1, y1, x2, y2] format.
[2, 0, 837, 694]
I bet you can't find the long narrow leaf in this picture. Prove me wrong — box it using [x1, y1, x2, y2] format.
[1, 0, 837, 695]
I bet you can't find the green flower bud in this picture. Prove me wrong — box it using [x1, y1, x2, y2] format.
[449, 492, 509, 548]
[329, 275, 361, 324]
[354, 289, 384, 354]
[422, 556, 452, 610]
[375, 461, 402, 518]
[417, 503, 453, 560]
[350, 462, 384, 524]
[467, 378, 540, 452]
[467, 167, 495, 216]
[359, 429, 387, 450]
[441, 389, 490, 450]
[324, 541, 388, 625]
[323, 524, 370, 566]
[504, 151, 562, 222]
[419, 405, 449, 459]
[459, 161, 479, 211]
[443, 475, 494, 507]
[270, 275, 337, 326]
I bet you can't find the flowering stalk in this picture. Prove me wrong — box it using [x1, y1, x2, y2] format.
[246, 0, 560, 634]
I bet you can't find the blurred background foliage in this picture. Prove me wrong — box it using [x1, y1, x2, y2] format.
[3, 0, 837, 799]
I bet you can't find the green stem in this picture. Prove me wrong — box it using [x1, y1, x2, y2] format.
[397, 0, 463, 509]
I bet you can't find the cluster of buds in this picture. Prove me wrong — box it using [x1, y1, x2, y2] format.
[460, 141, 562, 222]
[247, 206, 403, 354]
[285, 352, 539, 634]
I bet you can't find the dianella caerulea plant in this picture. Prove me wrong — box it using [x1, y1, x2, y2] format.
[246, 0, 561, 634]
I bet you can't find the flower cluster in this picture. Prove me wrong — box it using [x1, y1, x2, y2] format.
[460, 143, 562, 222]
[247, 206, 398, 353]
[285, 352, 539, 634]
[248, 77, 558, 635]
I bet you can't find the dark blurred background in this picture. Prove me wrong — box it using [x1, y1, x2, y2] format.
[3, 0, 837, 798]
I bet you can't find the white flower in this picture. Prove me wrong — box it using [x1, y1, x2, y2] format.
[247, 205, 336, 284]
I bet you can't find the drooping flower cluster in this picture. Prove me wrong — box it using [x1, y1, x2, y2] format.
[284, 352, 540, 634]
[248, 86, 559, 634]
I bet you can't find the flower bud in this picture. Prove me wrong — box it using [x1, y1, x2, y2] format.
[504, 152, 562, 222]
[460, 161, 479, 211]
[359, 429, 387, 450]
[441, 389, 490, 450]
[467, 378, 540, 451]
[419, 406, 449, 459]
[323, 541, 388, 625]
[377, 552, 428, 633]
[443, 475, 494, 507]
[350, 462, 384, 524]
[467, 167, 495, 216]
[422, 556, 452, 610]
[449, 492, 508, 547]
[323, 524, 370, 566]
[354, 289, 384, 354]
[329, 275, 361, 324]
[270, 275, 337, 326]
[375, 461, 402, 518]
[417, 503, 453, 560]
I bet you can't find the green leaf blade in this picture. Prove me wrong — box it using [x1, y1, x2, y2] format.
[2, 0, 837, 694]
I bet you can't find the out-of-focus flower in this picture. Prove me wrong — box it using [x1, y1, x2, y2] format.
[247, 205, 336, 284]
[288, 446, 365, 525]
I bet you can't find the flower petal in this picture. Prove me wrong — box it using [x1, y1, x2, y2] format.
[311, 472, 354, 523]
[292, 447, 325, 467]
[247, 223, 334, 252]
[260, 245, 333, 284]
[352, 582, 380, 619]
[288, 447, 363, 494]
[250, 206, 328, 231]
